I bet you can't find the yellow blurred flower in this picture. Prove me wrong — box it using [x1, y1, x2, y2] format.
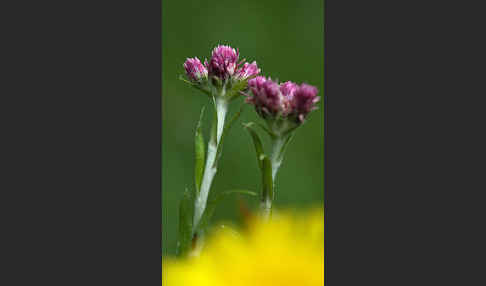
[163, 208, 324, 286]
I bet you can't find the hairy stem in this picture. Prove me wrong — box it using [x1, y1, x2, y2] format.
[193, 95, 228, 232]
[260, 135, 286, 219]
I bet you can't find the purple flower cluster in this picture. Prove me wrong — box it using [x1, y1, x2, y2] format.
[246, 76, 319, 122]
[182, 45, 319, 124]
[183, 45, 260, 84]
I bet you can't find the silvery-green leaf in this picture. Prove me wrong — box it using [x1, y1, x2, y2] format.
[178, 74, 193, 85]
[226, 79, 248, 100]
[179, 74, 211, 96]
[243, 122, 265, 171]
[261, 155, 274, 201]
[194, 107, 205, 193]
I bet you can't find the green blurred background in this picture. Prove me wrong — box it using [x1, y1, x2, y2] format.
[162, 0, 324, 256]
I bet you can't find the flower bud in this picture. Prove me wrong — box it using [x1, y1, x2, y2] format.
[183, 57, 208, 82]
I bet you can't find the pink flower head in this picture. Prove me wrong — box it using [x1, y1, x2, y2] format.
[291, 83, 320, 122]
[208, 45, 239, 80]
[247, 78, 319, 122]
[247, 77, 292, 117]
[183, 57, 208, 82]
[234, 61, 261, 80]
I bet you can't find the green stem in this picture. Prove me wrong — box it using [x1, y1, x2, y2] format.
[260, 135, 286, 219]
[193, 95, 228, 233]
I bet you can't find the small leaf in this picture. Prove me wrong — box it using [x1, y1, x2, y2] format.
[179, 74, 211, 96]
[212, 105, 244, 167]
[261, 155, 274, 201]
[243, 122, 265, 170]
[226, 79, 248, 100]
[195, 189, 258, 233]
[194, 107, 206, 193]
[178, 74, 193, 85]
[227, 74, 259, 101]
[176, 188, 194, 257]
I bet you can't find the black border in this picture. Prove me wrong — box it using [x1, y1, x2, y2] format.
[323, 0, 328, 285]
[5, 0, 162, 284]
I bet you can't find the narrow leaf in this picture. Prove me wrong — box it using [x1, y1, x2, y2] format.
[194, 107, 206, 193]
[176, 188, 194, 257]
[178, 74, 193, 85]
[261, 155, 274, 201]
[179, 74, 211, 96]
[243, 122, 265, 170]
[226, 74, 259, 101]
[226, 79, 248, 100]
